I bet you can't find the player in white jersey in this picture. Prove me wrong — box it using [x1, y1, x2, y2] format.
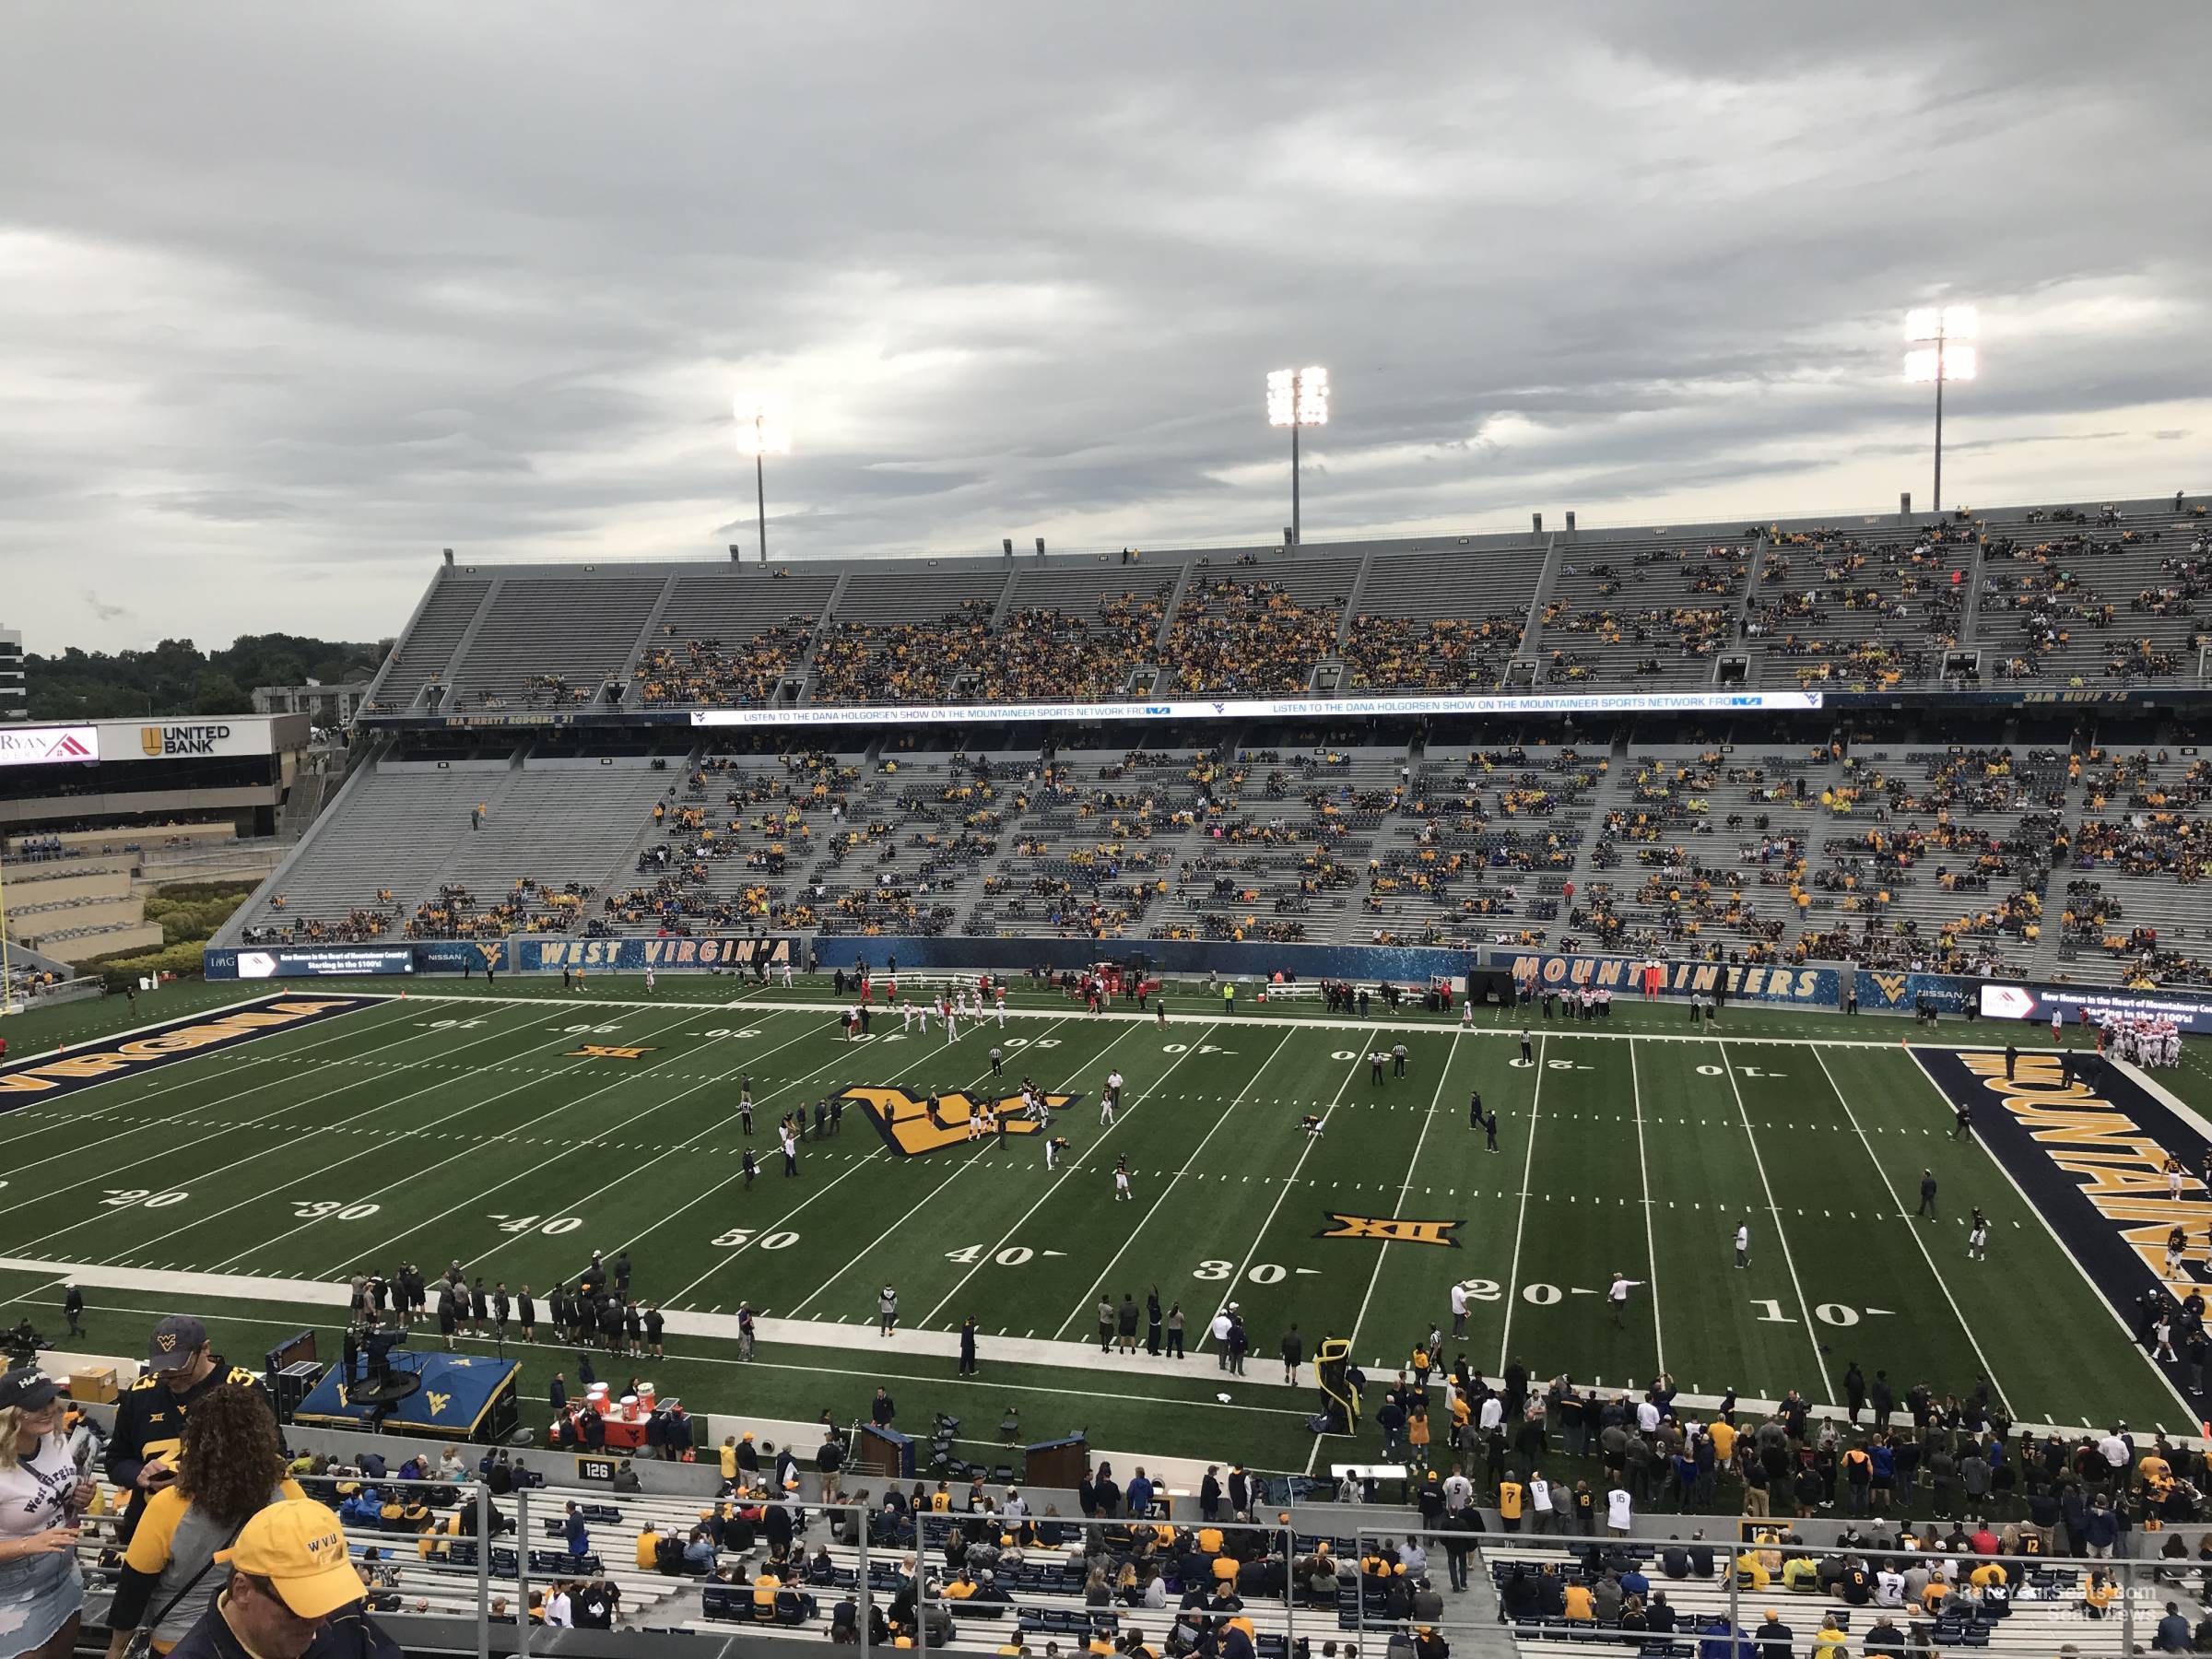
[995, 988, 1007, 1027]
[1460, 997, 1474, 1029]
[1112, 1156, 1132, 1201]
[644, 966, 656, 995]
[780, 959, 793, 989]
[901, 1001, 915, 1033]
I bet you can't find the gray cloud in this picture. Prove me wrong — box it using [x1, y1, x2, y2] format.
[1, 0, 2208, 652]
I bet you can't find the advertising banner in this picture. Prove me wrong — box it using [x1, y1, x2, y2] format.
[1485, 948, 1839, 1007]
[521, 935, 800, 972]
[125, 719, 277, 759]
[0, 724, 99, 768]
[1975, 979, 2212, 1035]
[689, 690, 1824, 729]
[217, 947, 418, 980]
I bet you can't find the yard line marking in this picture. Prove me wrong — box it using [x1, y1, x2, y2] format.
[1901, 1046, 2202, 1430]
[161, 1006, 803, 1273]
[777, 1017, 1092, 1320]
[293, 1009, 846, 1276]
[922, 1023, 1223, 1330]
[1053, 1024, 1301, 1341]
[0, 1001, 566, 1245]
[1347, 1030, 1462, 1356]
[1497, 1034, 1548, 1371]
[1194, 1045, 1368, 1355]
[486, 1007, 1004, 1287]
[1629, 1036, 1665, 1373]
[1717, 1039, 1832, 1397]
[1809, 1046, 2007, 1413]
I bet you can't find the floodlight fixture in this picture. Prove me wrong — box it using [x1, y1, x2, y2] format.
[733, 393, 793, 562]
[1267, 365, 1330, 544]
[1904, 305, 1978, 512]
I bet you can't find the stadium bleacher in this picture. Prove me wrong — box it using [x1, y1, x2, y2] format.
[235, 494, 2212, 983]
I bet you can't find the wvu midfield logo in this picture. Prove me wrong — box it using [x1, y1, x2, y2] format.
[842, 1085, 1077, 1159]
[1868, 972, 1910, 1006]
[1316, 1214, 1463, 1248]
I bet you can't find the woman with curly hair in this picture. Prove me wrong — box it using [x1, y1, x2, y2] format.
[104, 1384, 303, 1657]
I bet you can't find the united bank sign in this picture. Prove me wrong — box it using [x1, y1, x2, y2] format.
[141, 723, 233, 757]
[0, 724, 100, 769]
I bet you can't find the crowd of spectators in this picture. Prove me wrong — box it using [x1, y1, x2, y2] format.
[406, 878, 588, 940]
[633, 617, 819, 707]
[1343, 615, 1524, 691]
[1161, 580, 1345, 695]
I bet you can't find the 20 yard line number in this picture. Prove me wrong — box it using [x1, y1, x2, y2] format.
[101, 1188, 189, 1209]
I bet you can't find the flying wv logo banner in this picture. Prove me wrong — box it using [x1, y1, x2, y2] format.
[0, 994, 387, 1114]
[842, 1085, 1078, 1158]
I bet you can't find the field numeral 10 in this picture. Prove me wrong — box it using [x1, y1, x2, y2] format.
[1752, 1298, 1864, 1326]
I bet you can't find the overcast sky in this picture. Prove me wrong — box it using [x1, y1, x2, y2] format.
[3, 1, 2207, 654]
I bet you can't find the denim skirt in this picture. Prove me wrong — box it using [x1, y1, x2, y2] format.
[0, 1548, 85, 1658]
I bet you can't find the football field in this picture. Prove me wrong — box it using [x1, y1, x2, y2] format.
[1, 976, 2201, 1454]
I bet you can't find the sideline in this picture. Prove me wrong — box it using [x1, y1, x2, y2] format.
[375, 989, 1978, 1050]
[0, 1253, 2167, 1446]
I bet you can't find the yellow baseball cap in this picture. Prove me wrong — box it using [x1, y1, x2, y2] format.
[216, 1500, 365, 1620]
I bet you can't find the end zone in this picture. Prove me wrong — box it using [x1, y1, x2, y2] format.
[0, 994, 392, 1111]
[1914, 1044, 2207, 1418]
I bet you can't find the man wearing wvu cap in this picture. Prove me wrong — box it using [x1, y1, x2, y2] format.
[107, 1316, 271, 1541]
[166, 1499, 364, 1659]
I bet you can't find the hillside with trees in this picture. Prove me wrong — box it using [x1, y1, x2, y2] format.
[26, 633, 388, 719]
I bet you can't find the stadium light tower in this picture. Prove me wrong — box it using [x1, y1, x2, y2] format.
[1904, 305, 1976, 513]
[733, 394, 793, 563]
[1266, 366, 1328, 545]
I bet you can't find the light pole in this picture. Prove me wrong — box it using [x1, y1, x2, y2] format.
[1266, 366, 1329, 545]
[733, 394, 793, 564]
[1905, 306, 1976, 513]
[0, 854, 14, 1017]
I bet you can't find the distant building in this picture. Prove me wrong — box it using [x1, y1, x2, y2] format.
[0, 624, 23, 722]
[253, 681, 370, 726]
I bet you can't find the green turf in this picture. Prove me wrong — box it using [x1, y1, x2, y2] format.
[1, 973, 2195, 1471]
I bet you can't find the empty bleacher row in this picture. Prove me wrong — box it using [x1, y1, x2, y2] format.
[352, 498, 2212, 716]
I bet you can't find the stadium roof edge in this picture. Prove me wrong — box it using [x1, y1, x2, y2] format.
[410, 490, 2194, 578]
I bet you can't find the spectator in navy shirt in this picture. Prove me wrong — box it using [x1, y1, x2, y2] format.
[565, 1500, 591, 1559]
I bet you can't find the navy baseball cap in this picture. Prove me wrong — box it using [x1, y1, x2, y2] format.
[147, 1314, 208, 1370]
[0, 1367, 60, 1411]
